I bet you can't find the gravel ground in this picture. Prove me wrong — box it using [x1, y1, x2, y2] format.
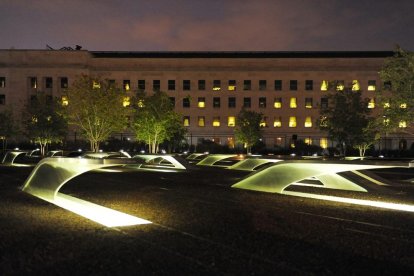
[1, 164, 414, 275]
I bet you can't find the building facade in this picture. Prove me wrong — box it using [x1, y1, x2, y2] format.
[0, 49, 407, 151]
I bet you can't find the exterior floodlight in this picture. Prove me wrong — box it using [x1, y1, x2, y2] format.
[21, 157, 151, 227]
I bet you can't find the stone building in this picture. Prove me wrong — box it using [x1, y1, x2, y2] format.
[0, 49, 407, 151]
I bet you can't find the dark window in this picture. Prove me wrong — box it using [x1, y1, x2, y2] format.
[153, 80, 160, 91]
[213, 80, 221, 90]
[213, 97, 221, 108]
[0, 77, 5, 88]
[305, 97, 313, 108]
[383, 81, 391, 90]
[168, 80, 175, 90]
[183, 97, 190, 108]
[169, 97, 175, 107]
[60, 77, 68, 88]
[305, 80, 313, 91]
[0, 94, 5, 104]
[108, 79, 116, 87]
[30, 77, 37, 89]
[138, 80, 145, 90]
[259, 80, 267, 90]
[259, 97, 266, 108]
[289, 80, 297, 91]
[228, 97, 236, 108]
[198, 80, 205, 90]
[321, 97, 328, 109]
[274, 80, 282, 90]
[123, 80, 130, 91]
[228, 80, 236, 91]
[183, 80, 191, 90]
[243, 97, 251, 108]
[45, 77, 53, 89]
[243, 80, 251, 90]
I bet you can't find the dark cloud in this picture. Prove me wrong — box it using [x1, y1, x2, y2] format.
[0, 0, 413, 51]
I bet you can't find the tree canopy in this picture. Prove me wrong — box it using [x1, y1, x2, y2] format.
[234, 109, 263, 154]
[0, 109, 17, 151]
[318, 86, 375, 156]
[22, 93, 67, 156]
[378, 47, 414, 135]
[132, 91, 184, 153]
[63, 75, 131, 152]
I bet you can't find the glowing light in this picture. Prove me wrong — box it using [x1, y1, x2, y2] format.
[289, 116, 297, 128]
[198, 101, 205, 108]
[213, 87, 221, 91]
[399, 120, 407, 128]
[213, 117, 220, 127]
[304, 116, 312, 128]
[368, 98, 375, 109]
[123, 97, 130, 107]
[336, 82, 344, 91]
[198, 116, 205, 127]
[384, 102, 390, 108]
[228, 85, 236, 91]
[183, 117, 190, 127]
[304, 138, 312, 145]
[321, 80, 329, 91]
[320, 138, 328, 149]
[62, 96, 69, 106]
[228, 116, 235, 127]
[400, 103, 407, 108]
[274, 98, 282, 108]
[273, 118, 282, 127]
[92, 81, 101, 89]
[352, 80, 360, 91]
[290, 97, 297, 108]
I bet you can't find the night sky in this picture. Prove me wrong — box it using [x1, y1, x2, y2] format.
[1, 0, 414, 51]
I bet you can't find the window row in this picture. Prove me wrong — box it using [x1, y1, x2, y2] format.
[182, 115, 315, 128]
[27, 77, 68, 89]
[173, 96, 376, 109]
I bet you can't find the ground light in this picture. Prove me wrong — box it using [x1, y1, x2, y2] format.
[21, 157, 152, 227]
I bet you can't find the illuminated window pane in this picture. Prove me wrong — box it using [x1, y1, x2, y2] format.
[137, 99, 144, 108]
[274, 98, 282, 108]
[304, 116, 312, 128]
[198, 97, 205, 108]
[399, 120, 407, 128]
[61, 96, 68, 106]
[123, 80, 130, 91]
[228, 80, 236, 91]
[384, 102, 390, 108]
[228, 116, 236, 127]
[213, 117, 220, 127]
[368, 98, 375, 109]
[321, 80, 328, 91]
[368, 80, 376, 91]
[183, 116, 190, 127]
[400, 103, 407, 108]
[305, 98, 313, 108]
[93, 81, 101, 89]
[383, 118, 390, 126]
[336, 80, 344, 91]
[0, 77, 5, 88]
[123, 97, 130, 107]
[290, 97, 297, 108]
[198, 116, 205, 127]
[213, 80, 221, 91]
[304, 138, 312, 145]
[273, 117, 282, 127]
[289, 116, 297, 128]
[352, 80, 360, 91]
[320, 138, 328, 149]
[260, 117, 267, 127]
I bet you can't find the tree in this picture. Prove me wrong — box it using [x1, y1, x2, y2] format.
[234, 109, 263, 154]
[378, 47, 414, 136]
[132, 92, 184, 153]
[0, 109, 17, 151]
[318, 85, 374, 156]
[22, 93, 67, 156]
[63, 75, 131, 152]
[353, 121, 381, 157]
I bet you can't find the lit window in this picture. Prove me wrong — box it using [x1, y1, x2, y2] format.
[227, 137, 235, 148]
[213, 80, 221, 91]
[383, 118, 390, 126]
[399, 120, 407, 128]
[336, 80, 344, 91]
[183, 116, 190, 127]
[304, 138, 312, 145]
[400, 103, 407, 108]
[304, 116, 312, 128]
[198, 116, 205, 127]
[228, 80, 236, 91]
[319, 116, 328, 127]
[92, 81, 100, 89]
[137, 99, 145, 108]
[352, 80, 360, 91]
[368, 80, 376, 91]
[61, 96, 68, 106]
[198, 97, 205, 108]
[0, 77, 5, 88]
[275, 137, 283, 146]
[260, 117, 267, 128]
[289, 116, 297, 127]
[368, 98, 375, 109]
[30, 77, 37, 89]
[213, 117, 220, 127]
[228, 116, 235, 127]
[305, 98, 313, 109]
[123, 80, 130, 91]
[123, 97, 130, 107]
[274, 98, 282, 108]
[320, 138, 328, 149]
[290, 97, 297, 108]
[321, 80, 329, 91]
[384, 102, 390, 108]
[273, 117, 282, 127]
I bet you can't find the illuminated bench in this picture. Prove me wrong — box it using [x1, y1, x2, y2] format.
[196, 154, 238, 167]
[1, 150, 29, 166]
[228, 158, 282, 171]
[21, 157, 151, 227]
[131, 155, 187, 170]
